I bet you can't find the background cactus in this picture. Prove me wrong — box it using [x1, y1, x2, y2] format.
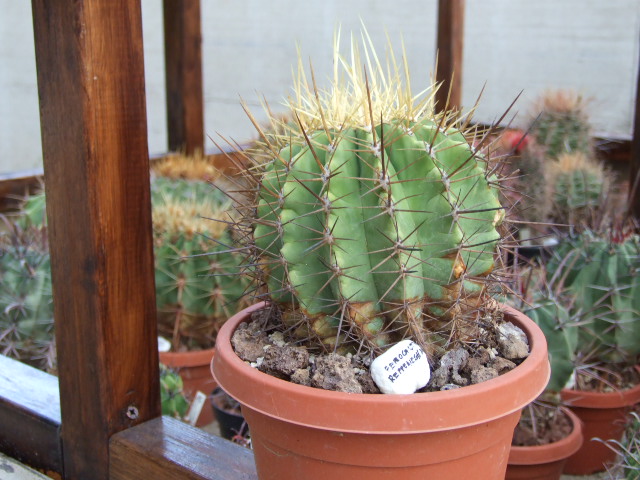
[2, 154, 249, 356]
[159, 364, 190, 419]
[232, 37, 508, 356]
[523, 294, 576, 392]
[544, 230, 640, 369]
[545, 152, 611, 231]
[0, 216, 56, 373]
[153, 179, 250, 350]
[529, 89, 593, 160]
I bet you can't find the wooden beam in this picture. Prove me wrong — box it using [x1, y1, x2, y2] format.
[0, 355, 62, 477]
[31, 2, 160, 479]
[435, 0, 465, 112]
[164, 0, 205, 155]
[630, 34, 640, 222]
[110, 417, 258, 480]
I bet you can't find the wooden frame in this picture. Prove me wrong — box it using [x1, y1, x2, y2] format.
[164, 0, 205, 155]
[0, 2, 638, 479]
[435, 0, 465, 111]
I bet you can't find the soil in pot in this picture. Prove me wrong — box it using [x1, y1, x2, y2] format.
[506, 404, 583, 480]
[512, 403, 573, 447]
[230, 305, 531, 394]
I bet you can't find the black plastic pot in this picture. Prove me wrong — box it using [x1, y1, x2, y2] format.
[211, 387, 247, 440]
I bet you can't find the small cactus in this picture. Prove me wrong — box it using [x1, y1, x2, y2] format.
[160, 364, 190, 418]
[230, 35, 508, 355]
[529, 89, 593, 160]
[545, 152, 610, 230]
[152, 152, 221, 182]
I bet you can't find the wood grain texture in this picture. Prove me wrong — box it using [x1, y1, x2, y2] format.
[110, 416, 258, 480]
[164, 0, 205, 155]
[435, 0, 465, 112]
[31, 1, 160, 478]
[0, 355, 62, 476]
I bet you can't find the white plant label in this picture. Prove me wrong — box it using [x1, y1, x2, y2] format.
[185, 391, 207, 426]
[370, 340, 430, 394]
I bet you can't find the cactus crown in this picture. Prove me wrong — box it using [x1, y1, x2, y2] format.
[152, 153, 221, 182]
[530, 89, 592, 160]
[233, 34, 508, 356]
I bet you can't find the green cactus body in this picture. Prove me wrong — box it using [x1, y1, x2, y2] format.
[546, 153, 609, 229]
[524, 296, 576, 392]
[8, 175, 247, 355]
[0, 233, 55, 371]
[160, 364, 190, 418]
[248, 39, 505, 353]
[530, 90, 592, 160]
[153, 178, 249, 350]
[546, 232, 640, 364]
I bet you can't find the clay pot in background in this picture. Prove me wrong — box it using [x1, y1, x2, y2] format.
[506, 407, 583, 480]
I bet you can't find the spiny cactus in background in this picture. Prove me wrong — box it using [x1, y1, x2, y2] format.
[0, 217, 56, 373]
[529, 89, 593, 160]
[523, 294, 576, 392]
[160, 364, 190, 418]
[545, 152, 611, 230]
[152, 152, 220, 182]
[153, 183, 250, 351]
[230, 35, 508, 356]
[511, 141, 553, 226]
[608, 412, 640, 479]
[544, 230, 640, 368]
[18, 190, 47, 228]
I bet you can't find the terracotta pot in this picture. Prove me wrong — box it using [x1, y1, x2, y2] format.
[560, 381, 640, 475]
[506, 407, 583, 480]
[160, 347, 217, 426]
[212, 303, 550, 480]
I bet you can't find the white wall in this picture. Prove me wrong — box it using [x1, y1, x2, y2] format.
[1, 0, 638, 174]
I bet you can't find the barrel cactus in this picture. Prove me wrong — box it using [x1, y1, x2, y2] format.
[545, 152, 610, 230]
[0, 218, 56, 373]
[529, 89, 593, 160]
[152, 152, 220, 182]
[544, 230, 640, 367]
[153, 178, 250, 350]
[233, 38, 507, 356]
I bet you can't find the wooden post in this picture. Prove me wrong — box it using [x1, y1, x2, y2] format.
[435, 0, 465, 112]
[31, 1, 160, 479]
[630, 36, 640, 222]
[164, 0, 205, 155]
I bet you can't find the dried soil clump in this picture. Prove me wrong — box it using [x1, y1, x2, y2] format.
[230, 308, 529, 394]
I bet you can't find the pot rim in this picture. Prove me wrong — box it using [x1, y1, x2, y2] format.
[508, 407, 584, 465]
[560, 380, 640, 409]
[213, 302, 550, 434]
[159, 346, 215, 368]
